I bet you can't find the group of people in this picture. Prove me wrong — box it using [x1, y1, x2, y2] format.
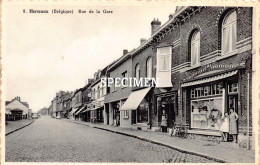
[161, 107, 239, 143]
[219, 108, 239, 143]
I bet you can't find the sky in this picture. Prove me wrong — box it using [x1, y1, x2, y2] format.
[3, 2, 176, 112]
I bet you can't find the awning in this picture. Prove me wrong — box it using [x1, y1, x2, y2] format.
[69, 108, 78, 115]
[120, 87, 151, 111]
[89, 106, 102, 111]
[75, 106, 85, 115]
[181, 70, 238, 87]
[80, 107, 89, 113]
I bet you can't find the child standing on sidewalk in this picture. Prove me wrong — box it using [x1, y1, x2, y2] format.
[220, 112, 229, 142]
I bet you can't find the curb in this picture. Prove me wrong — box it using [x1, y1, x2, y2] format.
[5, 120, 35, 136]
[64, 119, 227, 163]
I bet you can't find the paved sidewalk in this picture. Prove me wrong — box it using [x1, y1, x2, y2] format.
[5, 119, 35, 135]
[63, 118, 255, 163]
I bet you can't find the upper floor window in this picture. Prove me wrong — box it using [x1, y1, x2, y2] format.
[93, 89, 95, 100]
[191, 30, 200, 66]
[222, 10, 237, 55]
[157, 47, 171, 71]
[146, 57, 153, 78]
[101, 87, 104, 97]
[97, 86, 100, 99]
[122, 71, 128, 86]
[135, 64, 140, 81]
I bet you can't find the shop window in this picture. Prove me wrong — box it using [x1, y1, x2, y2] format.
[191, 30, 200, 66]
[146, 57, 153, 79]
[191, 97, 223, 130]
[222, 10, 237, 55]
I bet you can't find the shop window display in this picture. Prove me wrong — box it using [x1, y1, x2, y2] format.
[191, 97, 223, 130]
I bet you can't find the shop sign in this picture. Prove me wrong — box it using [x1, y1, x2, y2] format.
[186, 63, 244, 80]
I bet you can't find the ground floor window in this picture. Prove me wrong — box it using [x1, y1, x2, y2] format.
[137, 102, 149, 123]
[191, 97, 223, 130]
[122, 110, 129, 119]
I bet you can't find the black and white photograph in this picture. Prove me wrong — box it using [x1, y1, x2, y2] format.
[1, 1, 259, 164]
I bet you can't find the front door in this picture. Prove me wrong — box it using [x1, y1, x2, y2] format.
[166, 103, 175, 127]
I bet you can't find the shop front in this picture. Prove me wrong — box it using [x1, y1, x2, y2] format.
[154, 89, 178, 132]
[6, 109, 23, 121]
[120, 87, 152, 129]
[88, 101, 104, 123]
[181, 69, 240, 138]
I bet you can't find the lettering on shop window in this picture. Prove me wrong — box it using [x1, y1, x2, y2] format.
[191, 82, 223, 99]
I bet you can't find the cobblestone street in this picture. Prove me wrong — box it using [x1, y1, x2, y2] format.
[5, 116, 217, 162]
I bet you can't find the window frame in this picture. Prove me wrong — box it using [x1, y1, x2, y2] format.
[135, 64, 140, 81]
[121, 71, 128, 88]
[190, 30, 200, 66]
[157, 47, 171, 72]
[122, 110, 129, 119]
[146, 57, 153, 79]
[221, 10, 237, 55]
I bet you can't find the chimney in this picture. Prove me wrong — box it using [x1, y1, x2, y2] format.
[123, 49, 128, 56]
[169, 14, 173, 20]
[15, 96, 21, 101]
[140, 38, 146, 45]
[151, 18, 161, 35]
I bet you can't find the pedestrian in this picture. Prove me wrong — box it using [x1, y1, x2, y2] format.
[161, 109, 167, 132]
[229, 108, 238, 143]
[219, 112, 229, 142]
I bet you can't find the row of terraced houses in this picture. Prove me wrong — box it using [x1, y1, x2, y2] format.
[47, 6, 257, 150]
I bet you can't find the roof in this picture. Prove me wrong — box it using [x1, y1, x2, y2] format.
[90, 61, 116, 87]
[5, 99, 29, 108]
[107, 49, 134, 72]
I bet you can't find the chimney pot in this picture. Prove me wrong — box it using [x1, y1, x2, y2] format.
[123, 49, 128, 56]
[151, 18, 161, 35]
[169, 14, 173, 20]
[140, 38, 146, 45]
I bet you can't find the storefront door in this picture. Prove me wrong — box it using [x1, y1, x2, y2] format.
[162, 98, 175, 128]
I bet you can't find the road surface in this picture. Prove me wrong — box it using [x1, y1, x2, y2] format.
[6, 116, 216, 162]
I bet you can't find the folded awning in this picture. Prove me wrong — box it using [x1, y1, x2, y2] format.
[69, 108, 78, 115]
[181, 70, 238, 87]
[75, 106, 85, 115]
[120, 87, 151, 111]
[89, 106, 102, 111]
[80, 108, 89, 113]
